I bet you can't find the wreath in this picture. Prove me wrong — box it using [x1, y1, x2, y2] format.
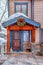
[17, 18, 26, 26]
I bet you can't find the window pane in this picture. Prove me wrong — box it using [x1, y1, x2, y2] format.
[22, 5, 27, 15]
[16, 5, 20, 13]
[15, 4, 27, 15]
[23, 31, 29, 41]
[14, 31, 20, 39]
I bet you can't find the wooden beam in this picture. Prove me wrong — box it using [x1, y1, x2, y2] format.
[8, 25, 35, 30]
[7, 27, 10, 52]
[31, 29, 35, 42]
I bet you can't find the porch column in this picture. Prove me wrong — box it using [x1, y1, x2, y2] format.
[35, 28, 40, 43]
[7, 28, 10, 52]
[32, 29, 35, 42]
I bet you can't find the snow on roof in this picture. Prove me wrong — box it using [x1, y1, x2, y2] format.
[2, 13, 40, 27]
[3, 13, 28, 22]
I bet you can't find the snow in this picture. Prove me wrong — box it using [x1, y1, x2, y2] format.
[0, 23, 6, 32]
[1, 24, 6, 31]
[0, 31, 6, 34]
[2, 60, 10, 65]
[2, 56, 43, 65]
[2, 58, 31, 65]
[0, 37, 6, 45]
[0, 31, 7, 35]
[0, 23, 7, 40]
[3, 13, 28, 23]
[0, 0, 8, 22]
[0, 24, 6, 45]
[0, 55, 7, 60]
[0, 23, 1, 25]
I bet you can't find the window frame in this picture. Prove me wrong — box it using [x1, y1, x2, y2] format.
[14, 2, 28, 16]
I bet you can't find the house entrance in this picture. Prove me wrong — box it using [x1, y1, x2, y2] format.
[10, 30, 31, 51]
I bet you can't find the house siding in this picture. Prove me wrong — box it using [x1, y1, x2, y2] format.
[35, 28, 40, 43]
[34, 0, 43, 43]
[34, 0, 43, 28]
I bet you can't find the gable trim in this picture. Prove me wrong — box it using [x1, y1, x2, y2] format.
[2, 16, 40, 28]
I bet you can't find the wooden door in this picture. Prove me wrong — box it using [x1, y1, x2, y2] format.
[12, 31, 20, 50]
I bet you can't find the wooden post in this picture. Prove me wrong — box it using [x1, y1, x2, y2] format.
[32, 29, 35, 42]
[7, 27, 10, 53]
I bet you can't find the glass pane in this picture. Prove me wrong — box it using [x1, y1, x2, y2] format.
[16, 5, 20, 13]
[14, 31, 20, 39]
[22, 5, 27, 15]
[13, 31, 20, 39]
[23, 31, 29, 41]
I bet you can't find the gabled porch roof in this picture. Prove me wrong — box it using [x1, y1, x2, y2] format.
[2, 13, 40, 27]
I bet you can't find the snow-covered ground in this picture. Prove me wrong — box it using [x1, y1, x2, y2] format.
[2, 53, 43, 65]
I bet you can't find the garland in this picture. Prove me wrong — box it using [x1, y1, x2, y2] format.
[17, 18, 26, 26]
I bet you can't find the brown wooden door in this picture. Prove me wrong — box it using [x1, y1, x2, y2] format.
[12, 31, 20, 50]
